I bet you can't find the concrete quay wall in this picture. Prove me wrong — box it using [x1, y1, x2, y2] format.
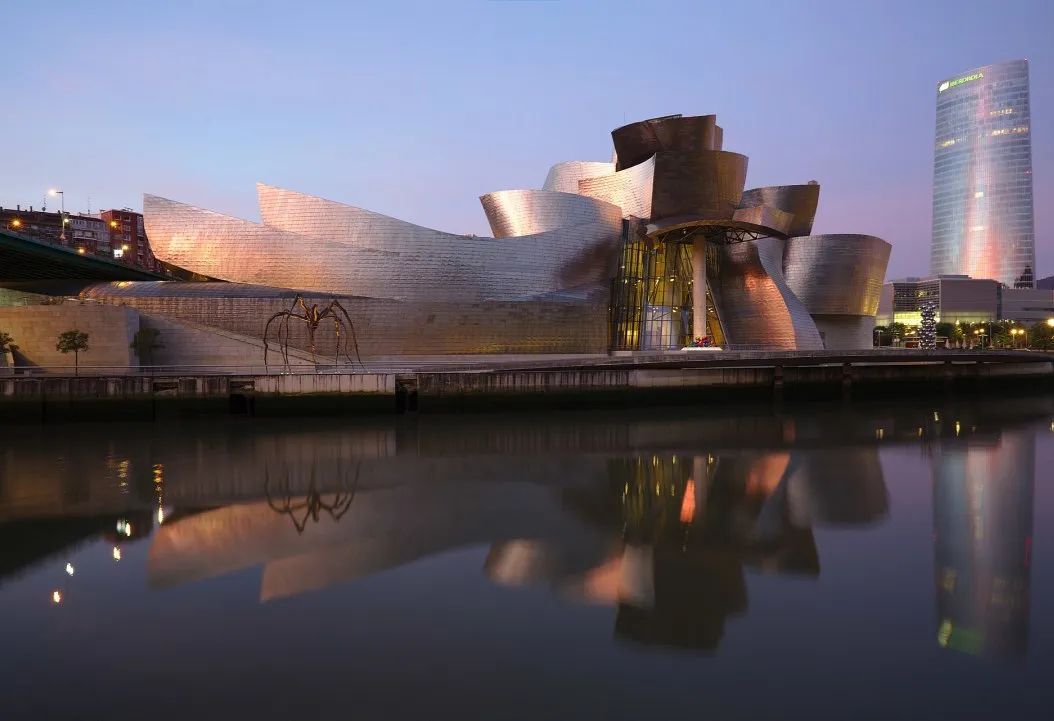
[1, 354, 1052, 422]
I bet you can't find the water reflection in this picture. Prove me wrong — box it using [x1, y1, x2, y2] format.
[0, 400, 1044, 659]
[932, 428, 1034, 661]
[488, 450, 888, 650]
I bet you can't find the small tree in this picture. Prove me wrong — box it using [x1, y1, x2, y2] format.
[888, 322, 907, 346]
[130, 327, 164, 367]
[56, 330, 90, 375]
[935, 322, 955, 347]
[1030, 321, 1054, 351]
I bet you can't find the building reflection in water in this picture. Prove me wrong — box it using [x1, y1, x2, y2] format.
[0, 403, 1043, 656]
[932, 429, 1034, 661]
[488, 449, 889, 651]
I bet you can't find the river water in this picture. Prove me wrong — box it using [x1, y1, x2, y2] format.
[1, 397, 1052, 719]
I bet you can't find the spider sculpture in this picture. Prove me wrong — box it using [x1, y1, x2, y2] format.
[265, 462, 360, 535]
[263, 294, 363, 370]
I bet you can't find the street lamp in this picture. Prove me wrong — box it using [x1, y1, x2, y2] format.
[48, 188, 66, 243]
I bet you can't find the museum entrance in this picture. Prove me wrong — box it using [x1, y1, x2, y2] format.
[609, 222, 725, 351]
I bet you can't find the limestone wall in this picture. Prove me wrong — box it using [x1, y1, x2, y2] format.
[79, 290, 609, 357]
[0, 303, 137, 369]
[139, 314, 317, 369]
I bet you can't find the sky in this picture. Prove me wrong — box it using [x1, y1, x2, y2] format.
[1, 0, 1051, 279]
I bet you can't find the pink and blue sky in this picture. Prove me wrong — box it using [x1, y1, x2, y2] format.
[2, 0, 1051, 278]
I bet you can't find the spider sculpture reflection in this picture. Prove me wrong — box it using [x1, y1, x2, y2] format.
[263, 294, 363, 370]
[265, 462, 361, 534]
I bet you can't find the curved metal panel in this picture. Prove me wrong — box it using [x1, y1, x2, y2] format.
[739, 185, 820, 237]
[146, 192, 622, 303]
[650, 150, 748, 222]
[611, 114, 718, 171]
[542, 161, 615, 194]
[479, 190, 622, 239]
[782, 234, 891, 316]
[708, 236, 823, 350]
[576, 156, 655, 220]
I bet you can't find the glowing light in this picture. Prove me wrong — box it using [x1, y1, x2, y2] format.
[937, 619, 952, 647]
[48, 188, 59, 196]
[1047, 319, 1054, 328]
[939, 71, 983, 93]
[11, 218, 22, 228]
[679, 480, 696, 523]
[974, 191, 984, 198]
[157, 506, 165, 525]
[109, 220, 118, 228]
[65, 563, 74, 576]
[113, 546, 122, 561]
[52, 590, 62, 604]
[875, 428, 885, 440]
[954, 421, 961, 436]
[77, 248, 85, 254]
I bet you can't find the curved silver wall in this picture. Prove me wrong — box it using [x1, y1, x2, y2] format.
[479, 190, 622, 239]
[782, 234, 890, 316]
[611, 114, 719, 170]
[542, 161, 615, 194]
[146, 192, 622, 303]
[576, 156, 655, 219]
[739, 185, 820, 237]
[708, 237, 823, 350]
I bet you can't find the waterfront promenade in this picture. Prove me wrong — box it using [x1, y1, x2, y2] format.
[2, 349, 1051, 422]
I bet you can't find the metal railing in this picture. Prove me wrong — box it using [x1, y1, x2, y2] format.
[2, 347, 1050, 379]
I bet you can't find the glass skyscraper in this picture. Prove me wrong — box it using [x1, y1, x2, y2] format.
[931, 60, 1034, 288]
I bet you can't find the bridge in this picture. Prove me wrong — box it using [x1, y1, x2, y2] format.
[0, 227, 168, 283]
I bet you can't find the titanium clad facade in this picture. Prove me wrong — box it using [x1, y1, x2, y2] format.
[782, 235, 890, 316]
[707, 237, 824, 350]
[126, 111, 889, 357]
[739, 185, 820, 237]
[576, 157, 656, 220]
[932, 60, 1035, 288]
[479, 190, 622, 239]
[542, 161, 616, 194]
[148, 191, 622, 303]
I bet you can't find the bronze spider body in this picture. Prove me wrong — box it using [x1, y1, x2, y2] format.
[264, 294, 363, 370]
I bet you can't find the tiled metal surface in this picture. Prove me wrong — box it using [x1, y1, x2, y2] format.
[542, 161, 615, 194]
[576, 156, 655, 219]
[782, 234, 891, 316]
[708, 237, 824, 350]
[147, 191, 621, 303]
[479, 190, 622, 239]
[739, 185, 820, 237]
[134, 112, 887, 354]
[650, 150, 749, 221]
[931, 60, 1035, 288]
[611, 114, 719, 170]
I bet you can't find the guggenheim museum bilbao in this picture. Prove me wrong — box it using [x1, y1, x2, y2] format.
[78, 113, 891, 360]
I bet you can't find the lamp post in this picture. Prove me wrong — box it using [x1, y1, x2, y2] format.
[48, 189, 66, 243]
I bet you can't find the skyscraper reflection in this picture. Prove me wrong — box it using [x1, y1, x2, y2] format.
[932, 429, 1035, 660]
